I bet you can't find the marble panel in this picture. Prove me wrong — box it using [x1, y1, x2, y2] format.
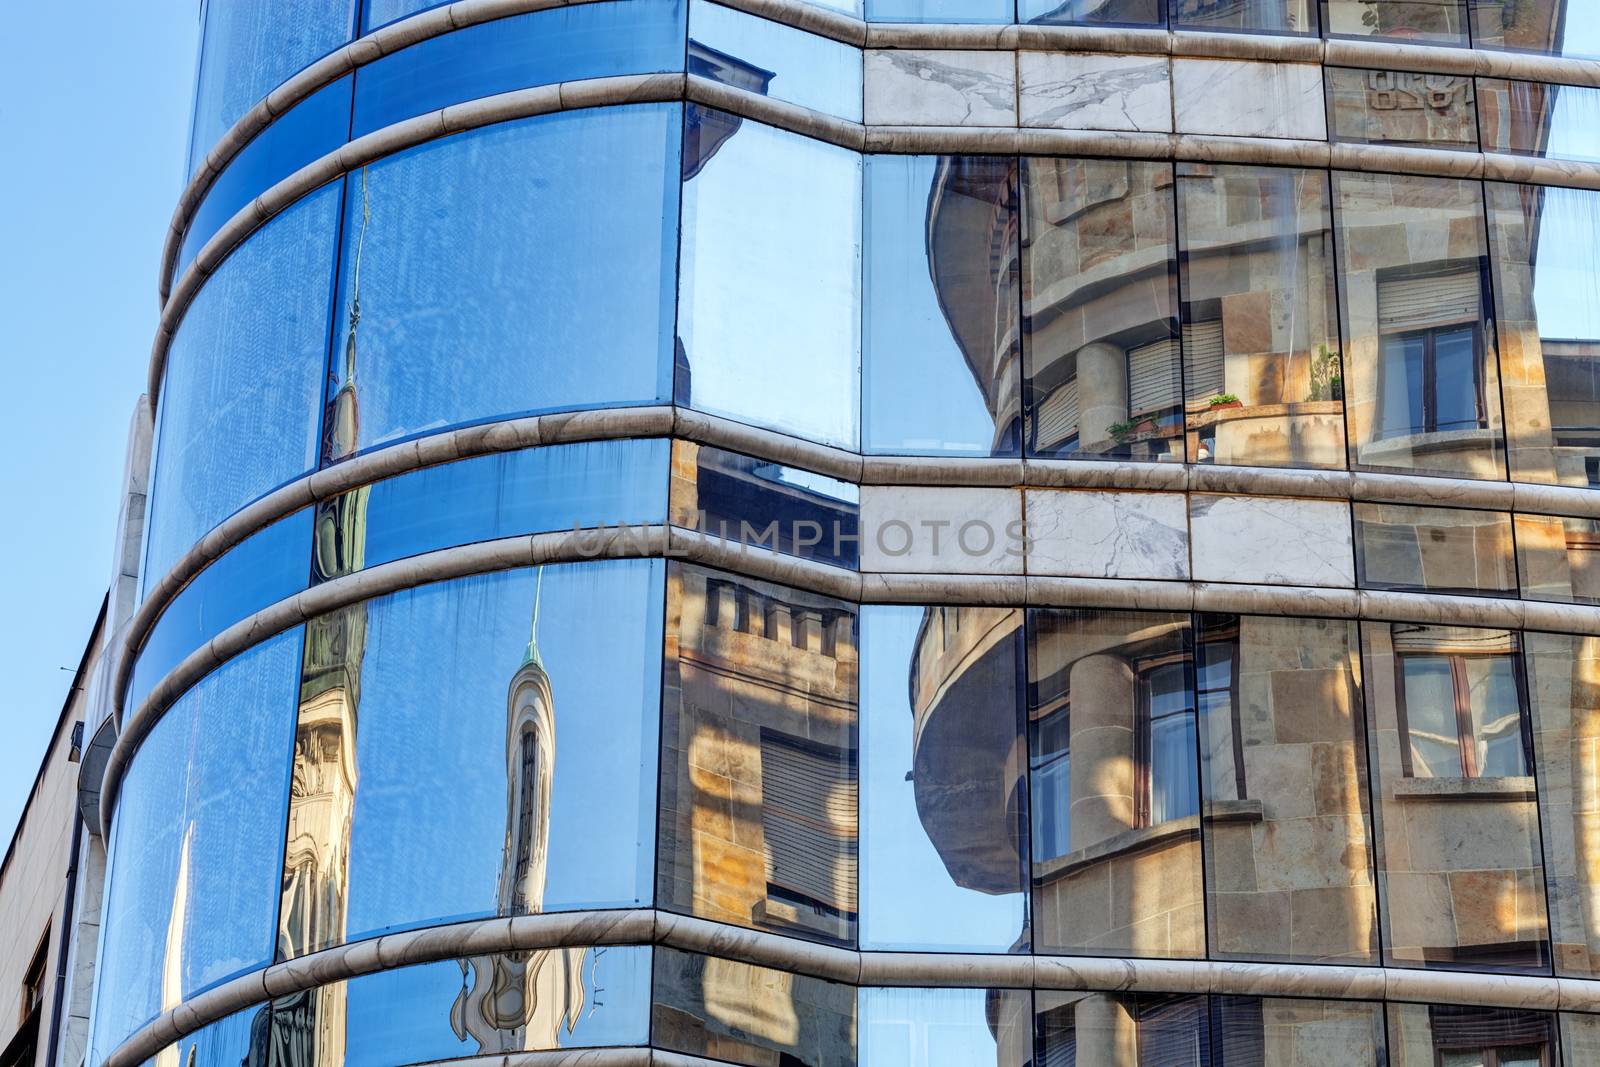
[1018, 51, 1172, 133]
[1173, 58, 1326, 140]
[1190, 494, 1355, 587]
[860, 485, 1025, 573]
[1025, 488, 1190, 579]
[864, 48, 1017, 127]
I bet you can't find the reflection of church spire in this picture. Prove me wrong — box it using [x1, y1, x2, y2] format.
[323, 168, 369, 465]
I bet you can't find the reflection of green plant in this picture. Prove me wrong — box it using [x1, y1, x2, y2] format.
[1107, 419, 1136, 441]
[1207, 393, 1240, 406]
[1309, 345, 1344, 402]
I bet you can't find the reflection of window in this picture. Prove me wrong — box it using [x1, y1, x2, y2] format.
[1196, 634, 1243, 800]
[1376, 272, 1486, 439]
[1030, 705, 1071, 861]
[1138, 661, 1200, 826]
[1429, 1006, 1553, 1067]
[758, 730, 856, 928]
[1397, 652, 1529, 778]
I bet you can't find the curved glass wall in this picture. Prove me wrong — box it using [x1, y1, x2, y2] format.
[90, 630, 303, 1063]
[145, 181, 342, 596]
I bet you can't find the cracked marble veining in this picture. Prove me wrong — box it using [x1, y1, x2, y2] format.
[1026, 489, 1190, 580]
[1173, 58, 1326, 140]
[1019, 52, 1172, 133]
[864, 48, 1017, 127]
[1189, 494, 1354, 587]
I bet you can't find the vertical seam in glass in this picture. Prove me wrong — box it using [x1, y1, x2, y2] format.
[1515, 630, 1560, 978]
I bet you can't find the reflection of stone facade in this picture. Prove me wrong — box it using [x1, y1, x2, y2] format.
[1328, 68, 1477, 147]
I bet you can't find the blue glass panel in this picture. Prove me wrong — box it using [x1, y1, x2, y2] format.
[326, 105, 680, 457]
[1020, 0, 1164, 25]
[677, 107, 862, 448]
[350, 0, 686, 138]
[90, 631, 301, 1063]
[129, 508, 313, 716]
[146, 183, 341, 590]
[341, 946, 651, 1063]
[179, 76, 353, 277]
[189, 0, 358, 171]
[867, 0, 1015, 21]
[689, 1, 863, 122]
[864, 155, 1020, 456]
[362, 0, 447, 31]
[859, 987, 1033, 1065]
[1480, 81, 1600, 165]
[149, 1008, 260, 1067]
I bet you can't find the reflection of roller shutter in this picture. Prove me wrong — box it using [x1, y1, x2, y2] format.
[760, 731, 856, 910]
[1034, 380, 1080, 449]
[1129, 338, 1181, 416]
[1183, 321, 1225, 400]
[1379, 272, 1479, 333]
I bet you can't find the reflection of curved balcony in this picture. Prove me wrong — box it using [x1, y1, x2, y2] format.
[908, 607, 1025, 895]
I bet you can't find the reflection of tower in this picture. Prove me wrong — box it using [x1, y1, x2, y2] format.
[323, 169, 368, 466]
[152, 830, 193, 1067]
[452, 570, 588, 1052]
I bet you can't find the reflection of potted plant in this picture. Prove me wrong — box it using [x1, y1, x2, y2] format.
[1309, 345, 1344, 402]
[1108, 419, 1136, 442]
[1207, 393, 1241, 410]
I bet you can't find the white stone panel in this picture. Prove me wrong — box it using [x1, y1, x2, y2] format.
[1173, 59, 1326, 140]
[860, 485, 1024, 573]
[1018, 52, 1172, 133]
[864, 49, 1017, 127]
[1026, 489, 1190, 579]
[1189, 494, 1354, 587]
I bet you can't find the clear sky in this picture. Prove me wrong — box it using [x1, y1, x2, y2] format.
[0, 4, 200, 846]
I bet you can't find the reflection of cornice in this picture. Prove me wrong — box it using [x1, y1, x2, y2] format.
[100, 904, 1600, 1067]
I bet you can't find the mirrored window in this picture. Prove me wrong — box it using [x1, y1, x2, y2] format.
[1354, 503, 1517, 596]
[1516, 514, 1600, 605]
[1471, 1, 1600, 60]
[1035, 992, 1208, 1065]
[1321, 0, 1467, 44]
[144, 1008, 259, 1067]
[860, 987, 1033, 1066]
[1478, 81, 1600, 164]
[91, 630, 301, 1062]
[1332, 172, 1505, 479]
[188, 0, 357, 170]
[278, 562, 663, 958]
[1028, 608, 1203, 958]
[362, 0, 443, 31]
[1172, 0, 1315, 32]
[1215, 996, 1385, 1065]
[865, 155, 1021, 457]
[1360, 622, 1550, 972]
[1486, 183, 1600, 487]
[351, 0, 686, 137]
[1326, 68, 1477, 150]
[657, 565, 859, 946]
[1525, 633, 1600, 978]
[1564, 1012, 1600, 1064]
[652, 948, 856, 1066]
[129, 508, 313, 715]
[146, 183, 340, 587]
[859, 606, 1028, 952]
[1176, 163, 1344, 469]
[1024, 159, 1182, 463]
[1387, 1004, 1558, 1066]
[690, 1, 863, 121]
[868, 0, 1016, 21]
[678, 106, 862, 449]
[1197, 614, 1377, 965]
[670, 442, 860, 569]
[324, 105, 679, 458]
[1020, 0, 1165, 26]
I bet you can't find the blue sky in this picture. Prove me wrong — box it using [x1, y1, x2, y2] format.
[0, 4, 200, 846]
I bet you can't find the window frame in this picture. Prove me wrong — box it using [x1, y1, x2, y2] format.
[1394, 649, 1532, 779]
[1134, 653, 1200, 828]
[1376, 321, 1488, 439]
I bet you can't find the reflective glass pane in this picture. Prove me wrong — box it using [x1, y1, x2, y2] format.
[1197, 614, 1377, 965]
[860, 987, 1033, 1066]
[1215, 996, 1386, 1065]
[1359, 623, 1549, 972]
[1387, 1005, 1558, 1067]
[1479, 81, 1600, 164]
[146, 1007, 259, 1067]
[1563, 1012, 1600, 1063]
[1321, 0, 1467, 44]
[1021, 0, 1166, 26]
[351, 0, 686, 137]
[146, 183, 340, 588]
[1470, 2, 1600, 60]
[325, 105, 679, 458]
[1486, 183, 1600, 487]
[188, 0, 357, 170]
[179, 76, 353, 277]
[669, 442, 860, 569]
[859, 606, 1028, 952]
[1171, 0, 1316, 32]
[657, 565, 859, 946]
[1515, 514, 1600, 604]
[678, 106, 862, 449]
[865, 155, 1021, 457]
[1353, 503, 1517, 596]
[315, 440, 670, 582]
[129, 508, 313, 715]
[91, 630, 301, 1062]
[1332, 171, 1505, 479]
[1175, 163, 1344, 468]
[1036, 992, 1208, 1065]
[278, 562, 663, 957]
[690, 1, 863, 122]
[868, 0, 1016, 21]
[1028, 608, 1203, 958]
[652, 948, 856, 1066]
[1024, 158, 1182, 462]
[362, 0, 443, 31]
[1326, 68, 1477, 150]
